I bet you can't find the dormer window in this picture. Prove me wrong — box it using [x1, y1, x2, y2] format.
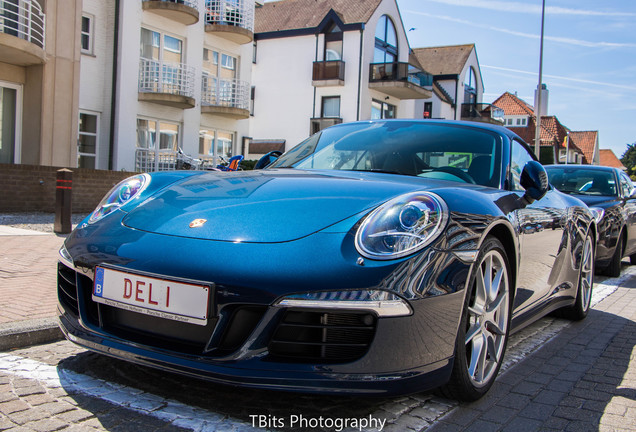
[464, 67, 477, 105]
[324, 22, 342, 61]
[374, 15, 397, 63]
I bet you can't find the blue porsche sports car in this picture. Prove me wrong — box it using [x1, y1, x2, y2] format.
[58, 120, 595, 401]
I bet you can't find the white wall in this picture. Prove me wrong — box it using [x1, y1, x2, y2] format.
[80, 0, 116, 170]
[111, 1, 252, 171]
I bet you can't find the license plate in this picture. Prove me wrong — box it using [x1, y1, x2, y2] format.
[93, 266, 211, 326]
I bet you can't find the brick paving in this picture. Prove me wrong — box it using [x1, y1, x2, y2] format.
[1, 227, 636, 430]
[429, 279, 636, 432]
[0, 235, 65, 325]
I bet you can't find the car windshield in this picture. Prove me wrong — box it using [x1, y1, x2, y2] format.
[268, 121, 503, 187]
[546, 167, 617, 196]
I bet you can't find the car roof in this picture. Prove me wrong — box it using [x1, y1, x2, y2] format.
[544, 164, 618, 172]
[332, 119, 524, 143]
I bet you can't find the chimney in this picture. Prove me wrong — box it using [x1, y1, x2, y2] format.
[534, 83, 548, 117]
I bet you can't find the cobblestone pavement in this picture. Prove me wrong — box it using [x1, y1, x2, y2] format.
[0, 270, 633, 431]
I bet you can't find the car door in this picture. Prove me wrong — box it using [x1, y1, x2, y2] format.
[618, 171, 636, 256]
[509, 140, 567, 316]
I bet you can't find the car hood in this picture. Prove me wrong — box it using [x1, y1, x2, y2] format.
[123, 169, 438, 243]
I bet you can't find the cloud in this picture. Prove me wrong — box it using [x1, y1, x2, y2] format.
[419, 0, 636, 17]
[405, 11, 636, 49]
[481, 65, 636, 92]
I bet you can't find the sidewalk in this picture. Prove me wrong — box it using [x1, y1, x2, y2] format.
[0, 226, 66, 349]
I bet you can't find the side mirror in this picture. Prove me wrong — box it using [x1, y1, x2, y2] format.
[520, 160, 549, 204]
[254, 151, 282, 170]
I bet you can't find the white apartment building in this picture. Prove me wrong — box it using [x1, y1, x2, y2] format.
[248, 0, 433, 155]
[80, 0, 255, 172]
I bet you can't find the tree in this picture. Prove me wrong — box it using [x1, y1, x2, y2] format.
[621, 143, 636, 180]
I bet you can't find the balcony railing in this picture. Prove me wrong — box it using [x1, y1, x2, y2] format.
[312, 61, 345, 84]
[138, 58, 195, 98]
[0, 0, 45, 49]
[201, 75, 250, 111]
[205, 0, 254, 31]
[461, 103, 505, 124]
[369, 63, 433, 87]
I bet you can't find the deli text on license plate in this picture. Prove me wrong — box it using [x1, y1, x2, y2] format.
[93, 266, 210, 326]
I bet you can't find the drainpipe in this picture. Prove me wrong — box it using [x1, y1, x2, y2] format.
[108, 0, 121, 170]
[356, 26, 364, 121]
[313, 34, 318, 119]
[454, 78, 459, 120]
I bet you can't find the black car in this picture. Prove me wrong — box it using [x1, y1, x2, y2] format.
[546, 164, 636, 276]
[58, 120, 596, 401]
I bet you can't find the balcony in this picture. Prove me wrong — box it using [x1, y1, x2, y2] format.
[201, 76, 250, 119]
[368, 63, 432, 100]
[205, 0, 254, 44]
[312, 61, 345, 87]
[142, 0, 200, 25]
[310, 117, 342, 135]
[461, 103, 504, 125]
[138, 58, 196, 109]
[0, 0, 45, 66]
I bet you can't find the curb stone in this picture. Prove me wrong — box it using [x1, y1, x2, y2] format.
[0, 317, 63, 351]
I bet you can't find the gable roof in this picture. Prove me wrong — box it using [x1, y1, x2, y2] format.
[509, 115, 583, 156]
[569, 131, 598, 165]
[255, 0, 382, 34]
[411, 44, 475, 76]
[599, 149, 626, 170]
[491, 92, 535, 117]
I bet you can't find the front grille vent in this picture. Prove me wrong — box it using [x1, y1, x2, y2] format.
[268, 309, 376, 363]
[57, 263, 79, 316]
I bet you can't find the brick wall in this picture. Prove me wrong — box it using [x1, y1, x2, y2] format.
[0, 164, 136, 213]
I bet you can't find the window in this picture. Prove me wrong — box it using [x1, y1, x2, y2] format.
[78, 112, 98, 169]
[136, 118, 179, 151]
[371, 99, 396, 119]
[140, 28, 183, 63]
[250, 86, 255, 116]
[510, 140, 535, 191]
[252, 40, 257, 63]
[321, 96, 340, 118]
[374, 15, 398, 63]
[199, 128, 235, 160]
[81, 15, 94, 54]
[464, 67, 477, 105]
[324, 22, 343, 61]
[423, 102, 432, 119]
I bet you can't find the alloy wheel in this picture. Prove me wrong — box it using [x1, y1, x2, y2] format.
[465, 249, 510, 387]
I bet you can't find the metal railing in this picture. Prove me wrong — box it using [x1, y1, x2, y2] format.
[369, 62, 433, 87]
[143, 0, 200, 9]
[461, 103, 505, 123]
[138, 58, 195, 98]
[205, 0, 254, 31]
[201, 75, 250, 110]
[135, 149, 178, 172]
[0, 0, 45, 49]
[312, 61, 345, 81]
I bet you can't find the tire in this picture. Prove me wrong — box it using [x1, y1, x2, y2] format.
[561, 231, 594, 321]
[602, 234, 623, 277]
[630, 253, 636, 265]
[440, 237, 512, 401]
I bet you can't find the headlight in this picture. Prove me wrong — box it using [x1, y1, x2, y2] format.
[355, 192, 448, 260]
[589, 207, 605, 225]
[88, 174, 150, 223]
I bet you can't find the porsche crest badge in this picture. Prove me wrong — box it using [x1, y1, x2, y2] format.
[189, 219, 207, 228]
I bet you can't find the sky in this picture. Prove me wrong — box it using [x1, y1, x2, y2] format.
[397, 0, 636, 159]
